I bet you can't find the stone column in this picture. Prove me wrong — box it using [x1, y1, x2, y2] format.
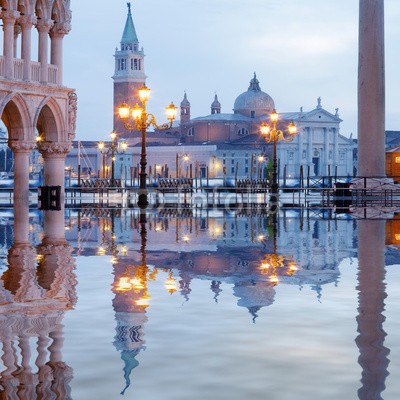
[13, 24, 21, 58]
[358, 0, 385, 177]
[50, 22, 70, 85]
[19, 15, 36, 81]
[9, 141, 36, 201]
[38, 142, 71, 197]
[1, 10, 19, 78]
[36, 19, 53, 84]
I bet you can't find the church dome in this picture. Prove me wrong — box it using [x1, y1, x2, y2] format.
[233, 73, 275, 118]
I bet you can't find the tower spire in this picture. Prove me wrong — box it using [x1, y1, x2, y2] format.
[121, 2, 139, 45]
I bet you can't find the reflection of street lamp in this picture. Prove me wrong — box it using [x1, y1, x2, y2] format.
[176, 153, 189, 178]
[117, 85, 177, 208]
[260, 110, 297, 195]
[98, 131, 128, 187]
[259, 213, 299, 285]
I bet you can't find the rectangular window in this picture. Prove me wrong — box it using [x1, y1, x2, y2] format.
[245, 159, 248, 165]
[395, 156, 400, 163]
[134, 59, 138, 70]
[245, 167, 248, 173]
[231, 167, 235, 173]
[231, 159, 234, 165]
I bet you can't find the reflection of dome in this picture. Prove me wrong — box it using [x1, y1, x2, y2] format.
[233, 73, 275, 118]
[233, 281, 276, 322]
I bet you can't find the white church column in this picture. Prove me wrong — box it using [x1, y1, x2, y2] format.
[20, 15, 36, 81]
[324, 128, 330, 175]
[308, 128, 313, 175]
[333, 129, 338, 175]
[358, 0, 385, 177]
[9, 141, 35, 201]
[37, 19, 53, 84]
[1, 10, 19, 79]
[50, 23, 70, 85]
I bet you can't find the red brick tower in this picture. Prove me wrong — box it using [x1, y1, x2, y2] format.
[113, 2, 146, 139]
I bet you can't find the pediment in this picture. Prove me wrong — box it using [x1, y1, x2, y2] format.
[300, 108, 342, 123]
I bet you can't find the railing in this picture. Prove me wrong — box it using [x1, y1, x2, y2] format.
[13, 59, 23, 80]
[0, 56, 59, 85]
[48, 64, 58, 84]
[31, 61, 41, 81]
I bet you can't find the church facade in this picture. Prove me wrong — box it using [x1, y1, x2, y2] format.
[179, 75, 355, 179]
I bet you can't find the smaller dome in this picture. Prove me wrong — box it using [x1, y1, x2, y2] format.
[180, 92, 190, 107]
[233, 73, 275, 118]
[211, 94, 221, 109]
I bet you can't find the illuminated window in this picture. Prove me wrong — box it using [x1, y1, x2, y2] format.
[395, 157, 400, 163]
[395, 234, 400, 241]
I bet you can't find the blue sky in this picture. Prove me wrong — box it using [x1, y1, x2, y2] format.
[64, 0, 400, 141]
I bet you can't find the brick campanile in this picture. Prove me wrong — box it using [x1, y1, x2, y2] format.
[113, 2, 146, 139]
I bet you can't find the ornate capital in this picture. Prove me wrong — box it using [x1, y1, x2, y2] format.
[36, 18, 54, 33]
[8, 140, 36, 153]
[8, 243, 36, 259]
[50, 21, 71, 37]
[1, 10, 20, 25]
[18, 14, 37, 29]
[37, 142, 72, 157]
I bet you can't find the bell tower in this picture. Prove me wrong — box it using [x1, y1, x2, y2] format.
[113, 2, 146, 138]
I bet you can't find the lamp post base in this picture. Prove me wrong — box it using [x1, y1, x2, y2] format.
[138, 191, 148, 209]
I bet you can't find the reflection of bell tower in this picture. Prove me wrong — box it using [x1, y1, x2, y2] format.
[0, 206, 77, 398]
[112, 220, 149, 395]
[113, 2, 147, 139]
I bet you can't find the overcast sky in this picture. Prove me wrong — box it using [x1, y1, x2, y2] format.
[64, 0, 400, 141]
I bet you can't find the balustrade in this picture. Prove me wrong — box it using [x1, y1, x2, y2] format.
[0, 57, 59, 84]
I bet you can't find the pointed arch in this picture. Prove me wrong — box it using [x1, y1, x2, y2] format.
[0, 0, 18, 11]
[34, 0, 53, 20]
[0, 92, 33, 140]
[34, 96, 66, 142]
[51, 0, 70, 24]
[17, 0, 33, 15]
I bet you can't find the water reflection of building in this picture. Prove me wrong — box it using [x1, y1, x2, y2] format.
[0, 205, 76, 399]
[61, 208, 360, 307]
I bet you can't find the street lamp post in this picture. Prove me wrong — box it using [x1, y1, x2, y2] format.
[98, 131, 128, 187]
[117, 85, 177, 208]
[260, 110, 297, 196]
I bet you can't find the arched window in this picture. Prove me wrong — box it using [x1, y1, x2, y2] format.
[187, 127, 194, 136]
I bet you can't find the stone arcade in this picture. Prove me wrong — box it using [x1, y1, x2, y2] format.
[0, 0, 76, 201]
